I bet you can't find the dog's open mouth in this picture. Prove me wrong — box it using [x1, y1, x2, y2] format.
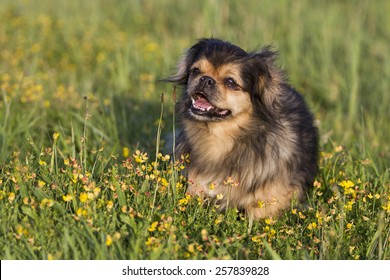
[191, 92, 231, 118]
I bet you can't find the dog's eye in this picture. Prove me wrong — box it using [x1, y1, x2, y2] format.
[225, 78, 239, 90]
[191, 67, 200, 76]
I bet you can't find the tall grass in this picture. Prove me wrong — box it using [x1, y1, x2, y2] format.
[0, 0, 389, 260]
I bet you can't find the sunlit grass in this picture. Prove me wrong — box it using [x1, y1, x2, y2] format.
[0, 0, 389, 260]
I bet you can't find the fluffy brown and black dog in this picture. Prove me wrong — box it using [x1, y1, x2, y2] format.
[166, 38, 318, 220]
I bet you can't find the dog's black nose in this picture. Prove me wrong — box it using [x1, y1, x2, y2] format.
[199, 76, 216, 87]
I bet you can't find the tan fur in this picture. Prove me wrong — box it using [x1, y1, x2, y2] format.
[182, 58, 301, 219]
[168, 39, 318, 221]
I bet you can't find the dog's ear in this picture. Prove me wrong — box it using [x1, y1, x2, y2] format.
[162, 45, 200, 85]
[247, 47, 285, 116]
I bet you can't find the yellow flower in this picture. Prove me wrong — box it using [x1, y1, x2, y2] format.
[187, 244, 195, 253]
[76, 208, 83, 217]
[133, 150, 148, 163]
[148, 221, 158, 232]
[40, 198, 54, 208]
[258, 201, 265, 209]
[93, 187, 101, 197]
[216, 193, 224, 200]
[75, 208, 88, 217]
[106, 200, 114, 210]
[307, 222, 317, 230]
[344, 200, 355, 211]
[335, 146, 343, 152]
[346, 223, 353, 230]
[62, 194, 73, 202]
[339, 180, 354, 189]
[214, 215, 224, 225]
[8, 192, 16, 203]
[105, 235, 113, 247]
[252, 236, 262, 243]
[79, 192, 88, 203]
[178, 194, 191, 206]
[71, 174, 78, 183]
[53, 132, 60, 142]
[122, 147, 129, 158]
[313, 180, 321, 188]
[37, 180, 46, 188]
[160, 178, 169, 187]
[316, 211, 323, 224]
[39, 160, 47, 166]
[382, 202, 390, 213]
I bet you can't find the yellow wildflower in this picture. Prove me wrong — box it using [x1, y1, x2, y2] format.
[307, 222, 317, 230]
[179, 194, 191, 206]
[214, 215, 224, 225]
[93, 187, 101, 197]
[62, 194, 73, 202]
[382, 202, 390, 213]
[148, 221, 158, 232]
[335, 146, 343, 152]
[133, 150, 148, 163]
[79, 192, 88, 203]
[23, 197, 29, 205]
[160, 178, 169, 187]
[8, 192, 16, 203]
[316, 211, 323, 224]
[339, 180, 354, 189]
[37, 180, 46, 188]
[122, 147, 129, 158]
[105, 235, 113, 247]
[106, 200, 114, 210]
[40, 198, 54, 208]
[187, 244, 195, 254]
[344, 200, 355, 211]
[53, 132, 60, 142]
[251, 236, 262, 244]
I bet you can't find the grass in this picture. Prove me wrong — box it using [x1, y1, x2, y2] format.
[0, 0, 389, 260]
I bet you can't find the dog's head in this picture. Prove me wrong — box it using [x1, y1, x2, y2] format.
[165, 38, 284, 122]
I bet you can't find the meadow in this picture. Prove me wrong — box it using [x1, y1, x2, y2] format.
[0, 0, 389, 260]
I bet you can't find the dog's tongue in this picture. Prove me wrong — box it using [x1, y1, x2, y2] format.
[194, 97, 213, 110]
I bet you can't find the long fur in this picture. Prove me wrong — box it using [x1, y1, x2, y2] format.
[165, 38, 318, 220]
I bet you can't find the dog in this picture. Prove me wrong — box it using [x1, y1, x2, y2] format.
[165, 38, 318, 220]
